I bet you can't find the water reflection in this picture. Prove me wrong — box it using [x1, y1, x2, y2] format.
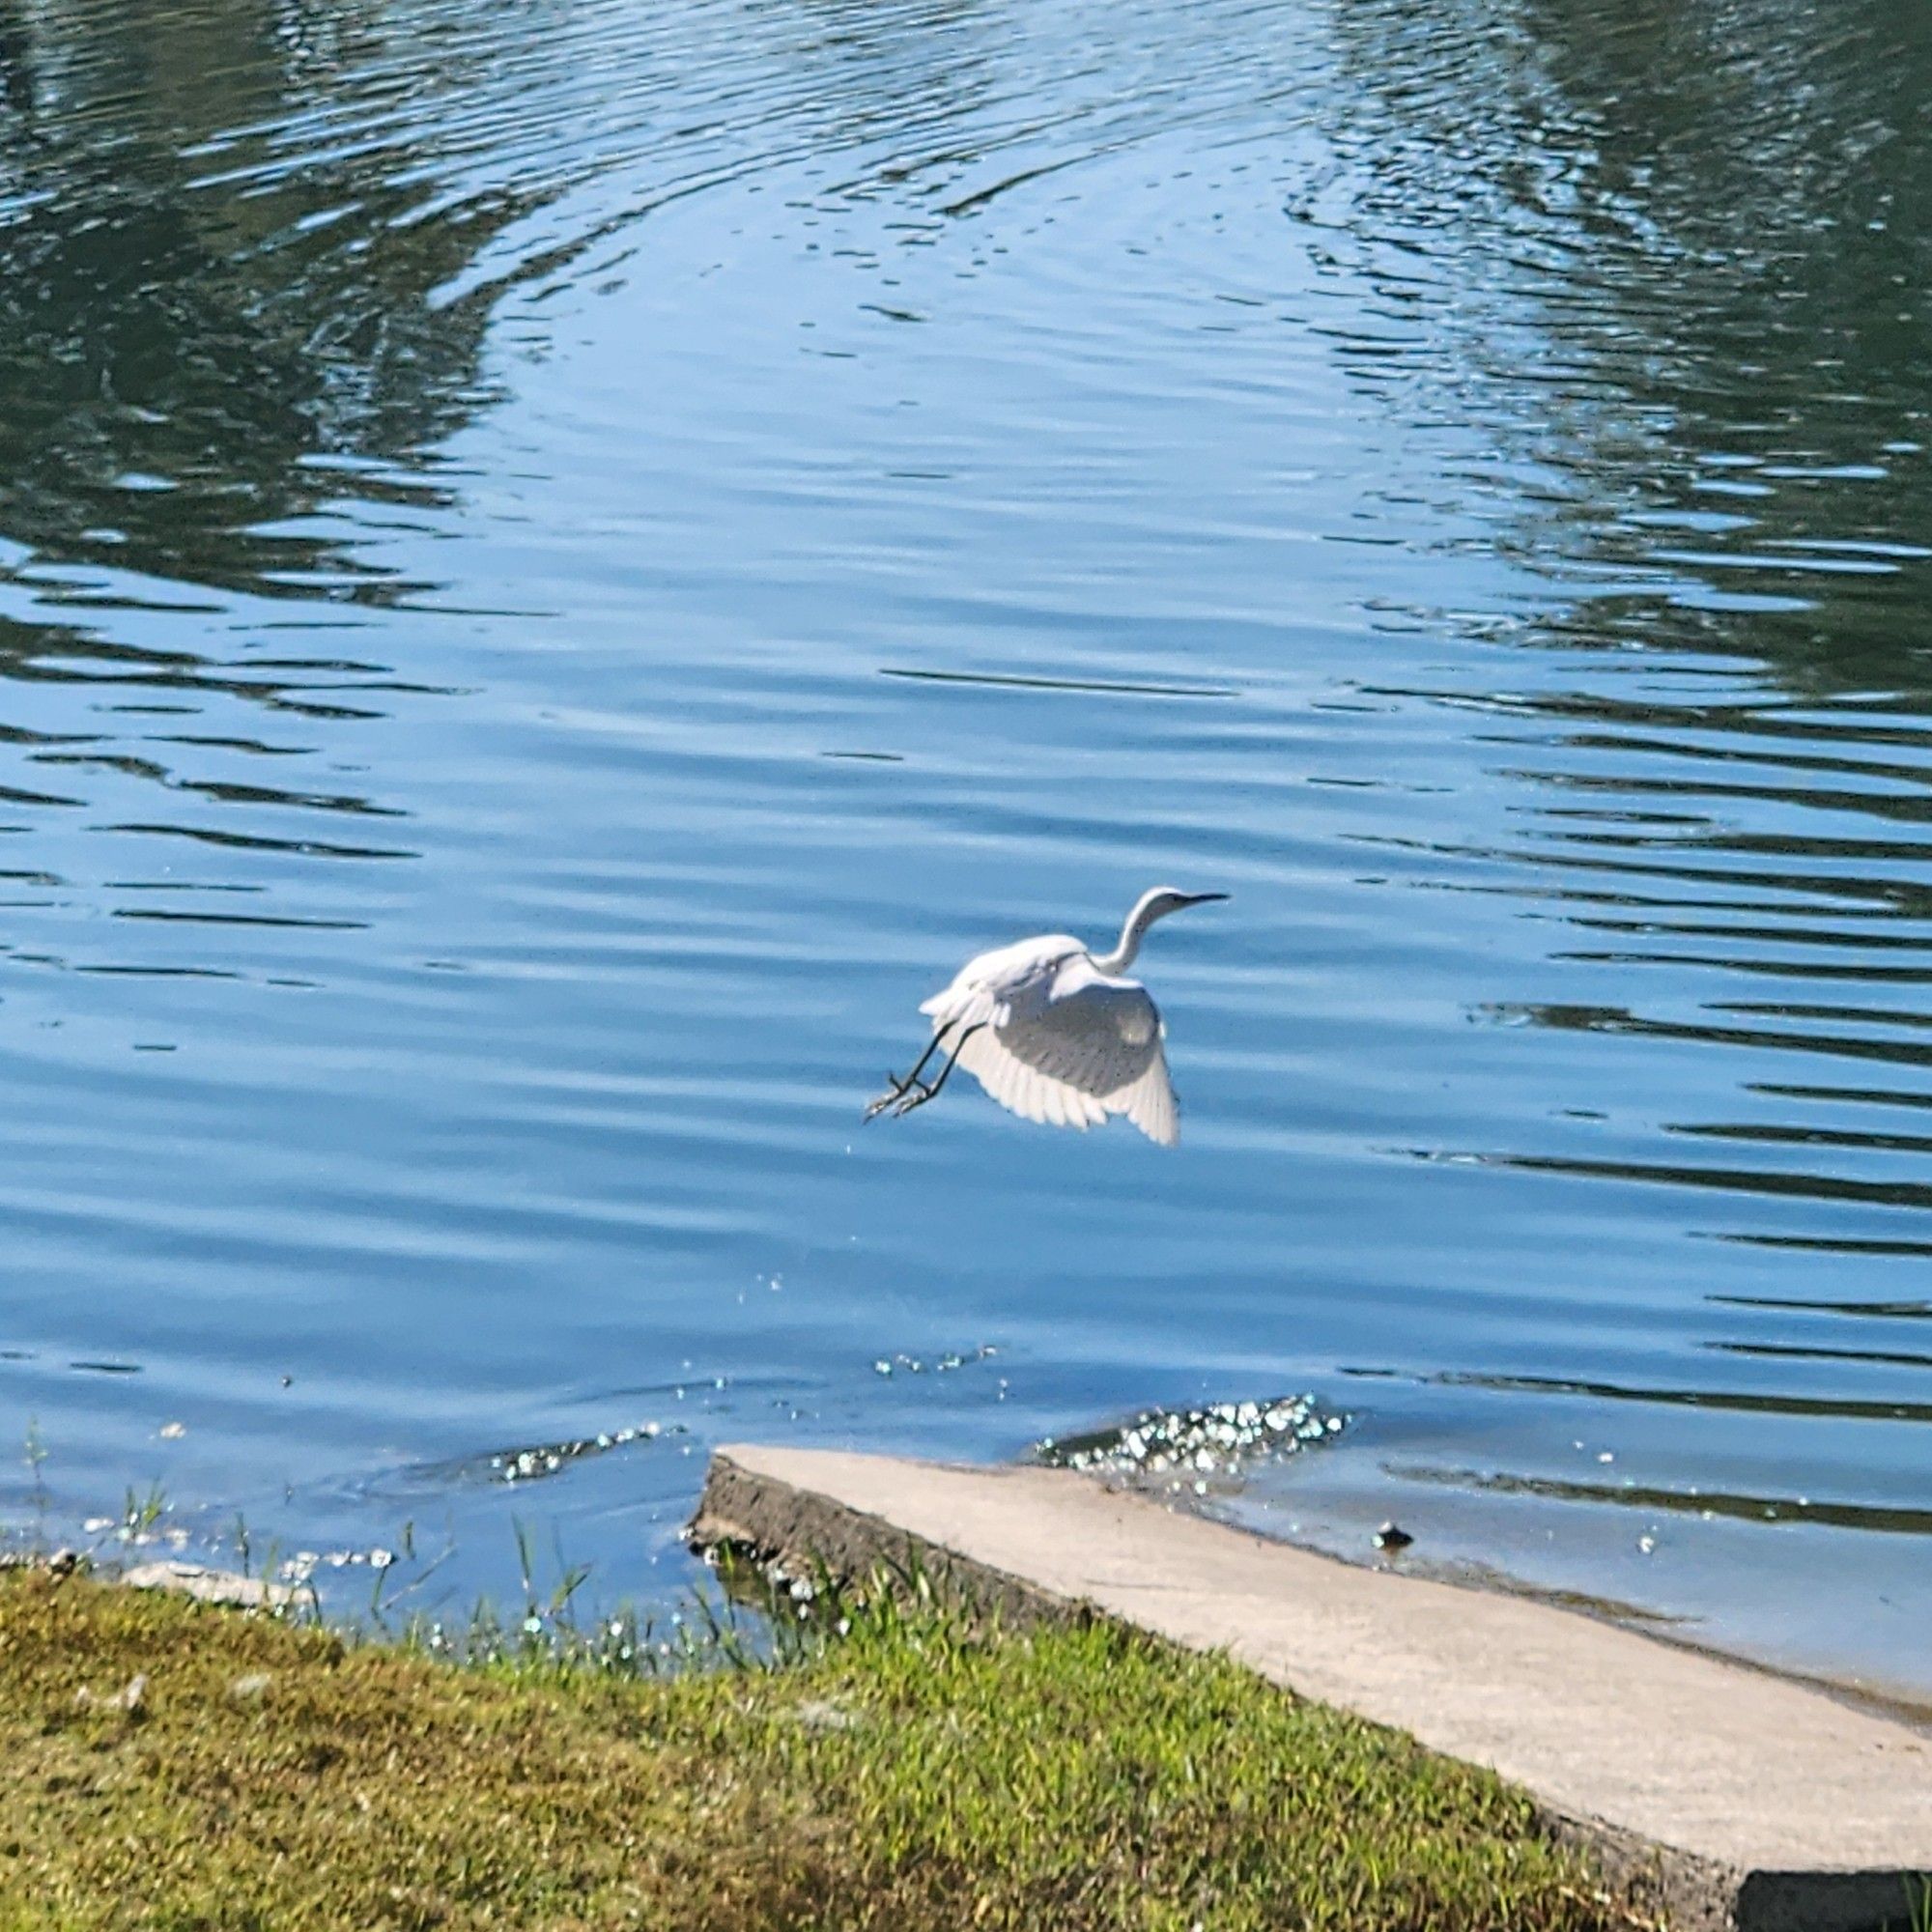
[1441, 1367, 1932, 1428]
[1174, 0, 1932, 1692]
[1311, 0, 1932, 1277]
[1327, 0, 1932, 690]
[0, 0, 1927, 1696]
[0, 0, 594, 979]
[1393, 1462, 1932, 1539]
[0, 0, 525, 604]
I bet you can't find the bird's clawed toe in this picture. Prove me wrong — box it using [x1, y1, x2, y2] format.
[864, 1073, 916, 1122]
[867, 1021, 975, 1122]
[865, 1068, 939, 1122]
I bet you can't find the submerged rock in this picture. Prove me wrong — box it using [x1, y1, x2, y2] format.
[122, 1560, 295, 1610]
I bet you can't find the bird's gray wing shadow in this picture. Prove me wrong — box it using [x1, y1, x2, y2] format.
[995, 970, 1162, 1099]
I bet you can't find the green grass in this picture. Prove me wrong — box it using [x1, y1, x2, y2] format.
[0, 1564, 1646, 1932]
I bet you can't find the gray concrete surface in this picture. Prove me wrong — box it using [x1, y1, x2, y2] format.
[693, 1443, 1932, 1932]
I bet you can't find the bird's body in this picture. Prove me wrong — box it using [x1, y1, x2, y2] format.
[917, 938, 1178, 1142]
[867, 887, 1225, 1145]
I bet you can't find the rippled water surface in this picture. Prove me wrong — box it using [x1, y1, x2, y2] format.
[2, 0, 1928, 1693]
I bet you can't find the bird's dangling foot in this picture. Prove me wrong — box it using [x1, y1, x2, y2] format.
[866, 1071, 937, 1120]
[865, 1025, 955, 1121]
[864, 1071, 919, 1122]
[864, 1021, 974, 1122]
[878, 1024, 981, 1119]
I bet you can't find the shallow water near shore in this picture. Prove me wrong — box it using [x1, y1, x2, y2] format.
[0, 0, 1928, 1697]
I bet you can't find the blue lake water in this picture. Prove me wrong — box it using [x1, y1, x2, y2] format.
[1, 0, 1927, 1696]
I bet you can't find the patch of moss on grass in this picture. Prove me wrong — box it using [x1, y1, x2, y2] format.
[0, 1568, 1643, 1931]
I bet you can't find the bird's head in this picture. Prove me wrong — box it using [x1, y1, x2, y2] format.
[1136, 886, 1229, 923]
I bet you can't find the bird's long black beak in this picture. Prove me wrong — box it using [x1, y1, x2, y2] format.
[1179, 892, 1229, 906]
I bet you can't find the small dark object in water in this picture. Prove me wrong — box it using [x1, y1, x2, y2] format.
[1373, 1521, 1413, 1554]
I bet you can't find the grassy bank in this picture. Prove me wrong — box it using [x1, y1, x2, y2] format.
[0, 1565, 1643, 1932]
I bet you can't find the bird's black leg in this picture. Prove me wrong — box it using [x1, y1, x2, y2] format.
[865, 1023, 954, 1122]
[890, 1023, 985, 1116]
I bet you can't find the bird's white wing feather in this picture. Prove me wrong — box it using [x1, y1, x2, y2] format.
[919, 935, 1078, 1031]
[944, 952, 1179, 1147]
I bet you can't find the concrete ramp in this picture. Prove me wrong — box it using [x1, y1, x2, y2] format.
[693, 1444, 1932, 1932]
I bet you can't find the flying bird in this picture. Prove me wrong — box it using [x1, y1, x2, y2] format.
[866, 887, 1226, 1146]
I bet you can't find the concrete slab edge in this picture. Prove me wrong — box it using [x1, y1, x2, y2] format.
[690, 1448, 1925, 1932]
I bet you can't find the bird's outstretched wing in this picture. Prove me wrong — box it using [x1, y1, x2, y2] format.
[949, 955, 1179, 1146]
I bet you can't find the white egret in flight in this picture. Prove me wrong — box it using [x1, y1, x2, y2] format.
[866, 887, 1226, 1146]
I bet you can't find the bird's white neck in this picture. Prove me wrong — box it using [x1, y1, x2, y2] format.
[1090, 891, 1170, 977]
